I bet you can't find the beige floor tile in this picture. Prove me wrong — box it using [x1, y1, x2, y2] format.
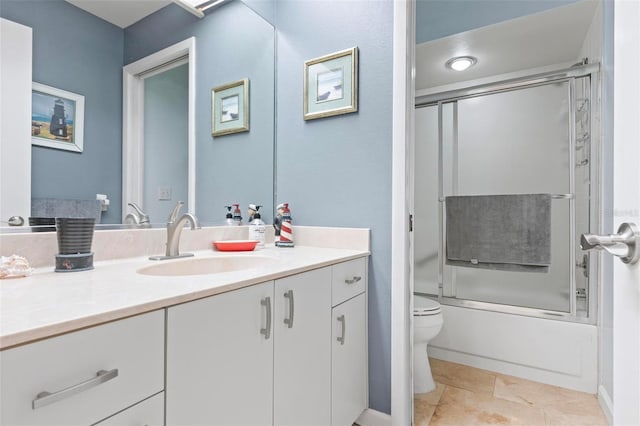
[414, 398, 437, 426]
[430, 358, 496, 395]
[414, 382, 446, 405]
[430, 385, 546, 426]
[494, 373, 607, 425]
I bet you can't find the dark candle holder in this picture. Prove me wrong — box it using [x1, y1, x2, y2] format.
[54, 217, 95, 272]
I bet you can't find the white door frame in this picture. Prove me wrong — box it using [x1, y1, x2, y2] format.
[612, 1, 640, 423]
[122, 37, 196, 221]
[391, 0, 414, 424]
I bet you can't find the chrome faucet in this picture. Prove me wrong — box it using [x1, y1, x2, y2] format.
[150, 201, 201, 261]
[124, 202, 150, 227]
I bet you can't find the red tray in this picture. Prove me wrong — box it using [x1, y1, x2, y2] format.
[213, 240, 258, 251]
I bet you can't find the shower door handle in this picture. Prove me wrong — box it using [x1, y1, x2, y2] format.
[580, 222, 640, 265]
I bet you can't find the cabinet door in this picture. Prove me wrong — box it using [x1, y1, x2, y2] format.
[274, 268, 332, 426]
[166, 281, 274, 426]
[94, 392, 164, 426]
[332, 293, 367, 426]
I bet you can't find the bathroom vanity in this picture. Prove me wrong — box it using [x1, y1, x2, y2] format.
[0, 241, 369, 426]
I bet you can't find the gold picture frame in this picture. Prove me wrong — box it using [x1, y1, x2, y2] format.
[303, 47, 358, 121]
[211, 78, 249, 137]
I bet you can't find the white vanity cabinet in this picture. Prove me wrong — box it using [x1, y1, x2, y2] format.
[0, 310, 165, 426]
[166, 280, 275, 426]
[331, 257, 368, 426]
[166, 267, 332, 426]
[163, 255, 366, 426]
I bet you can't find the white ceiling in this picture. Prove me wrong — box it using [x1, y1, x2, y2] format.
[415, 0, 599, 91]
[65, 0, 172, 28]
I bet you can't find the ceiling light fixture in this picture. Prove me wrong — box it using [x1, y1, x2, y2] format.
[173, 0, 228, 18]
[445, 56, 477, 72]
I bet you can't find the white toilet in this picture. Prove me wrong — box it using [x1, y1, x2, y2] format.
[413, 295, 443, 394]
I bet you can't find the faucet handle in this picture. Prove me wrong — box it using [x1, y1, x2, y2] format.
[167, 201, 185, 223]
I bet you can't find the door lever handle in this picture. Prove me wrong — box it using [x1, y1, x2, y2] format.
[580, 222, 639, 265]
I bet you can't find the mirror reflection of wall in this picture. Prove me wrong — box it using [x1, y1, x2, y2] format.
[143, 63, 189, 223]
[0, 0, 275, 227]
[125, 1, 275, 226]
[0, 0, 124, 224]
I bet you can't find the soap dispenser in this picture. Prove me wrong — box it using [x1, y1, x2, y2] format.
[224, 206, 234, 226]
[248, 204, 266, 249]
[232, 203, 242, 225]
[275, 203, 294, 247]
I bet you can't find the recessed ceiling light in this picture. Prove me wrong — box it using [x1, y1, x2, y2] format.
[445, 56, 478, 72]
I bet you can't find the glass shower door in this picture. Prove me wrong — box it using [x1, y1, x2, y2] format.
[443, 82, 574, 313]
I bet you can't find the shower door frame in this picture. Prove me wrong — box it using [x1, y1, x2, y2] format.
[415, 63, 600, 324]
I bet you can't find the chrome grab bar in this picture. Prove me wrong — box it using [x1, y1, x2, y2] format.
[580, 222, 639, 265]
[32, 368, 119, 409]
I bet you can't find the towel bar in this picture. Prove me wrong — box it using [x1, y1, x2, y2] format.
[438, 194, 574, 202]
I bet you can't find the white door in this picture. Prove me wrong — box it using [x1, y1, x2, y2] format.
[274, 268, 332, 426]
[0, 18, 31, 225]
[612, 1, 640, 424]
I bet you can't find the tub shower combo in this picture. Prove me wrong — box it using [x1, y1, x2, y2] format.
[414, 63, 601, 322]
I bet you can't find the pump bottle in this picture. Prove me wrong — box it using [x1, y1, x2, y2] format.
[224, 206, 234, 225]
[248, 204, 266, 249]
[232, 203, 242, 225]
[275, 203, 294, 247]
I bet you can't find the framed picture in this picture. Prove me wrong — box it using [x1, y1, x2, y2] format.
[211, 78, 249, 137]
[304, 47, 358, 121]
[31, 82, 85, 152]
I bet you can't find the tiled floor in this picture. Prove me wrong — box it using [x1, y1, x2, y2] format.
[414, 359, 608, 426]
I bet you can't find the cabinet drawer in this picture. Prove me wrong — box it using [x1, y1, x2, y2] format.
[95, 392, 164, 426]
[0, 310, 164, 426]
[331, 257, 366, 306]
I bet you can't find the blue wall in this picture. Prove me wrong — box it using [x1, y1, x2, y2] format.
[416, 0, 580, 43]
[124, 2, 275, 225]
[274, 0, 394, 414]
[0, 0, 124, 223]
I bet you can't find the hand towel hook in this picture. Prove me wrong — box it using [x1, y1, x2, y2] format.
[580, 222, 640, 265]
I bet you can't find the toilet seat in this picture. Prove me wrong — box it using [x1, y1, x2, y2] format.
[414, 296, 441, 316]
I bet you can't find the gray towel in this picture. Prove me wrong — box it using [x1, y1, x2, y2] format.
[445, 194, 551, 273]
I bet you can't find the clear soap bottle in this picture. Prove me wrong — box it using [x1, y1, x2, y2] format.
[248, 204, 266, 249]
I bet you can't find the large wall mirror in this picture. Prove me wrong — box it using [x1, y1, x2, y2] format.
[0, 0, 275, 230]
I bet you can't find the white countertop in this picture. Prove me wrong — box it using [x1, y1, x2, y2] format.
[0, 245, 369, 350]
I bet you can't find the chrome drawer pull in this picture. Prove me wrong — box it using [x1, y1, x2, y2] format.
[260, 296, 272, 339]
[284, 290, 294, 328]
[337, 315, 346, 345]
[344, 276, 362, 284]
[32, 368, 119, 410]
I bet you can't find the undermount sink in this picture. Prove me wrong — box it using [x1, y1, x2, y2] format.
[137, 255, 278, 277]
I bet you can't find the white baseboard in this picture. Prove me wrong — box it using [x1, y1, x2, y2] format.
[356, 408, 392, 426]
[598, 385, 613, 425]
